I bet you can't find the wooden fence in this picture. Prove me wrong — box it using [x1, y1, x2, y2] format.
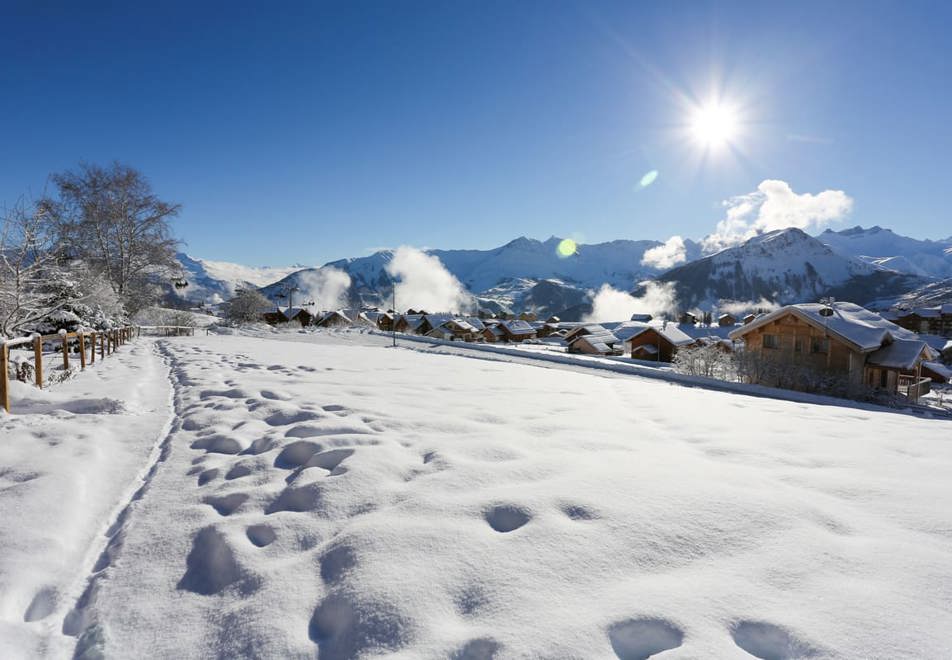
[1, 325, 196, 413]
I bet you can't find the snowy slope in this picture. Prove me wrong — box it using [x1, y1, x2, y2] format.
[172, 253, 304, 304]
[818, 226, 952, 278]
[4, 331, 951, 658]
[657, 228, 927, 309]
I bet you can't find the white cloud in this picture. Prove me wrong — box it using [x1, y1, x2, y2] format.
[583, 281, 678, 323]
[296, 267, 352, 311]
[702, 179, 853, 254]
[385, 246, 471, 313]
[641, 236, 687, 270]
[717, 297, 780, 316]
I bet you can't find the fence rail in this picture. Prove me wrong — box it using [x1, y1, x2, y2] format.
[1, 324, 195, 413]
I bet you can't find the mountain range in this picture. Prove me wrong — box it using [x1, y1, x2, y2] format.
[169, 225, 952, 320]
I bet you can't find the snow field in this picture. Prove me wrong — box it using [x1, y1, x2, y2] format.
[65, 335, 952, 658]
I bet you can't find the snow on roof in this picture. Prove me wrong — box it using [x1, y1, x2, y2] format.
[281, 307, 307, 319]
[610, 322, 651, 342]
[501, 319, 535, 334]
[563, 324, 606, 341]
[631, 343, 658, 355]
[625, 324, 695, 346]
[424, 314, 455, 327]
[568, 329, 617, 346]
[922, 361, 952, 382]
[729, 302, 917, 352]
[867, 339, 930, 370]
[461, 317, 486, 330]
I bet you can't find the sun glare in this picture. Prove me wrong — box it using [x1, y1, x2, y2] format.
[689, 102, 739, 149]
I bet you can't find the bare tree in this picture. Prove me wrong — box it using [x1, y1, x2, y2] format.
[0, 199, 61, 337]
[42, 162, 181, 308]
[222, 288, 271, 325]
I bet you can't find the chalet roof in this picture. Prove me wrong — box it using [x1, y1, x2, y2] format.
[501, 319, 535, 335]
[461, 317, 486, 331]
[729, 302, 918, 352]
[718, 313, 735, 320]
[631, 343, 658, 355]
[319, 310, 351, 324]
[282, 307, 308, 320]
[563, 324, 606, 342]
[630, 314, 653, 322]
[610, 321, 651, 342]
[423, 313, 455, 327]
[923, 361, 952, 382]
[442, 319, 478, 333]
[625, 324, 695, 347]
[867, 339, 930, 370]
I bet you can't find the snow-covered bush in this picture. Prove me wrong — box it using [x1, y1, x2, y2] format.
[672, 343, 734, 380]
[132, 306, 198, 328]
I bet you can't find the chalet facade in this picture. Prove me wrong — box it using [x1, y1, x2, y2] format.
[891, 306, 952, 337]
[498, 319, 537, 342]
[729, 303, 936, 400]
[718, 313, 736, 327]
[264, 307, 313, 327]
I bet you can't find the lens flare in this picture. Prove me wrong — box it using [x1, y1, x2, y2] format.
[556, 238, 578, 258]
[639, 170, 659, 188]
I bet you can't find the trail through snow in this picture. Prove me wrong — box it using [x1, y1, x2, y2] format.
[3, 332, 952, 658]
[0, 339, 172, 658]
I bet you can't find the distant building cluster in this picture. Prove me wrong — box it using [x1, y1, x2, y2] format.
[258, 301, 950, 404]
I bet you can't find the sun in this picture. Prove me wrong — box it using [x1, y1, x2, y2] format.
[689, 101, 739, 149]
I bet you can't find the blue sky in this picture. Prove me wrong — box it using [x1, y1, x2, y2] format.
[2, 1, 950, 265]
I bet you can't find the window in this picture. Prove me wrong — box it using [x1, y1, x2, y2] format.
[763, 334, 779, 349]
[794, 337, 803, 353]
[811, 337, 829, 354]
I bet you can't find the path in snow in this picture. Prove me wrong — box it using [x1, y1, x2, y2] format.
[0, 339, 172, 658]
[63, 334, 952, 659]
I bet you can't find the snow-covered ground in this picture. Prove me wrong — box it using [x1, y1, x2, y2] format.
[2, 331, 952, 658]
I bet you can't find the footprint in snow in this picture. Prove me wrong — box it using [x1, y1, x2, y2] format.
[246, 524, 276, 547]
[608, 618, 684, 660]
[731, 620, 820, 660]
[452, 638, 500, 660]
[485, 505, 531, 533]
[204, 493, 249, 516]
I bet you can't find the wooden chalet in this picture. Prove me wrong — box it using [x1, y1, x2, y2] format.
[625, 324, 695, 362]
[264, 307, 314, 327]
[480, 324, 506, 343]
[566, 328, 623, 355]
[316, 310, 352, 328]
[426, 318, 480, 342]
[678, 311, 698, 325]
[718, 313, 737, 327]
[729, 302, 937, 400]
[891, 305, 952, 337]
[498, 319, 537, 342]
[742, 313, 757, 325]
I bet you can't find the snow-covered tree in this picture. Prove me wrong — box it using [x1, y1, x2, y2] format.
[41, 162, 181, 312]
[222, 288, 271, 324]
[0, 199, 62, 337]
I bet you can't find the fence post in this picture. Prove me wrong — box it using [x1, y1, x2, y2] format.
[33, 335, 43, 389]
[79, 333, 87, 369]
[61, 332, 69, 371]
[90, 332, 96, 364]
[100, 332, 105, 359]
[1, 343, 9, 413]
